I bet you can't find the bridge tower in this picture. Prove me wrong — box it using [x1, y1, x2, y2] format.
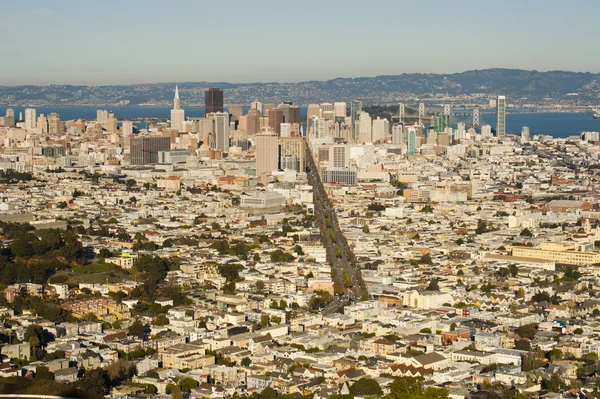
[473, 107, 480, 128]
[398, 103, 405, 123]
[443, 104, 451, 116]
[418, 103, 425, 125]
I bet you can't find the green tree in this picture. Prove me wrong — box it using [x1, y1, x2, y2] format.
[241, 357, 251, 367]
[35, 366, 54, 380]
[78, 368, 110, 396]
[128, 319, 145, 339]
[342, 271, 353, 288]
[426, 279, 440, 291]
[349, 378, 383, 396]
[179, 377, 199, 393]
[260, 387, 277, 399]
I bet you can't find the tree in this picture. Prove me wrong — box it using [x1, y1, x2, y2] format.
[574, 328, 584, 335]
[126, 179, 137, 187]
[128, 319, 145, 339]
[35, 366, 54, 380]
[260, 387, 277, 399]
[515, 339, 531, 351]
[420, 253, 433, 265]
[546, 349, 563, 361]
[254, 280, 265, 293]
[342, 271, 353, 288]
[420, 328, 432, 334]
[516, 324, 538, 340]
[349, 378, 383, 396]
[520, 228, 533, 237]
[179, 378, 199, 393]
[426, 279, 440, 291]
[362, 224, 370, 234]
[241, 357, 252, 367]
[78, 368, 110, 396]
[106, 359, 136, 384]
[544, 373, 564, 392]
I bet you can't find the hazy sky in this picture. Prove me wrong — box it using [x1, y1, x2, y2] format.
[1, 0, 597, 85]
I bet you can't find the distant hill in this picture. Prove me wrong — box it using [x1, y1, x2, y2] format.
[1, 69, 599, 107]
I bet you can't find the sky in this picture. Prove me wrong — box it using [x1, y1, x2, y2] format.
[0, 0, 598, 85]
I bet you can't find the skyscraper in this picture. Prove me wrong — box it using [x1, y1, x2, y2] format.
[130, 136, 171, 165]
[97, 110, 109, 124]
[246, 108, 260, 135]
[37, 114, 48, 133]
[279, 137, 306, 172]
[311, 116, 326, 138]
[334, 102, 347, 118]
[372, 117, 389, 143]
[392, 124, 403, 146]
[205, 88, 224, 114]
[359, 111, 372, 143]
[256, 130, 279, 175]
[268, 108, 283, 134]
[107, 112, 118, 134]
[24, 108, 37, 130]
[407, 128, 417, 156]
[122, 121, 133, 136]
[521, 126, 530, 143]
[170, 86, 185, 132]
[351, 100, 362, 141]
[48, 113, 63, 134]
[214, 112, 230, 152]
[496, 95, 506, 138]
[4, 108, 15, 127]
[307, 104, 320, 121]
[250, 100, 263, 115]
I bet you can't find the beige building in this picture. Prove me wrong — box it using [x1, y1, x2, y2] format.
[256, 130, 278, 176]
[278, 136, 306, 172]
[509, 243, 600, 266]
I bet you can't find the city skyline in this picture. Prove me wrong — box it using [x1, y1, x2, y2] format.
[0, 0, 598, 85]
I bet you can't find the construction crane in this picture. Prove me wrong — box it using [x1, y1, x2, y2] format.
[591, 106, 600, 119]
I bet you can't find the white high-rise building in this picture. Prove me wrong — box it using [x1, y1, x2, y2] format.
[214, 112, 230, 152]
[251, 100, 263, 115]
[280, 123, 291, 138]
[359, 112, 372, 143]
[311, 116, 326, 138]
[122, 121, 133, 136]
[329, 145, 349, 168]
[170, 86, 185, 132]
[496, 95, 506, 137]
[372, 117, 389, 143]
[307, 104, 320, 120]
[392, 124, 403, 146]
[521, 126, 530, 143]
[97, 110, 109, 124]
[24, 108, 37, 130]
[481, 124, 492, 139]
[334, 102, 347, 118]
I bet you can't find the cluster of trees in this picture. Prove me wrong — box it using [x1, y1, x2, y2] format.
[210, 240, 252, 260]
[0, 223, 83, 286]
[0, 169, 34, 183]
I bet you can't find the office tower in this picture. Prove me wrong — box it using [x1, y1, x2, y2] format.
[290, 123, 301, 137]
[48, 113, 63, 134]
[427, 129, 438, 145]
[307, 104, 320, 120]
[205, 88, 224, 114]
[496, 95, 506, 137]
[170, 86, 185, 132]
[473, 107, 480, 128]
[359, 112, 372, 143]
[351, 100, 362, 141]
[228, 104, 244, 122]
[122, 121, 133, 136]
[407, 128, 417, 155]
[320, 103, 333, 113]
[521, 126, 530, 143]
[334, 102, 347, 118]
[372, 117, 389, 143]
[268, 108, 283, 134]
[24, 108, 37, 130]
[37, 114, 48, 133]
[443, 104, 451, 116]
[4, 108, 15, 127]
[246, 108, 260, 135]
[250, 100, 263, 115]
[264, 104, 275, 116]
[97, 110, 109, 124]
[392, 124, 403, 145]
[311, 116, 326, 138]
[130, 136, 171, 165]
[279, 136, 306, 172]
[481, 124, 492, 139]
[278, 103, 300, 124]
[214, 112, 230, 152]
[329, 145, 349, 168]
[107, 112, 118, 134]
[256, 130, 279, 175]
[280, 123, 291, 138]
[418, 103, 425, 125]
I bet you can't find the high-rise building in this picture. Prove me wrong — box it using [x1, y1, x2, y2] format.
[97, 110, 109, 124]
[256, 130, 279, 175]
[250, 100, 263, 115]
[278, 103, 301, 125]
[372, 117, 389, 143]
[170, 86, 185, 132]
[329, 145, 349, 168]
[351, 100, 362, 141]
[407, 128, 417, 156]
[130, 136, 171, 165]
[481, 125, 492, 139]
[37, 114, 48, 133]
[268, 108, 283, 134]
[334, 102, 347, 118]
[107, 112, 118, 134]
[307, 104, 320, 121]
[214, 112, 230, 152]
[521, 126, 530, 143]
[359, 111, 372, 143]
[228, 104, 244, 122]
[496, 95, 506, 137]
[392, 124, 403, 146]
[122, 121, 133, 136]
[311, 116, 326, 138]
[205, 88, 224, 114]
[246, 108, 260, 135]
[280, 123, 291, 138]
[4, 108, 15, 127]
[279, 137, 306, 172]
[48, 113, 63, 134]
[24, 108, 37, 130]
